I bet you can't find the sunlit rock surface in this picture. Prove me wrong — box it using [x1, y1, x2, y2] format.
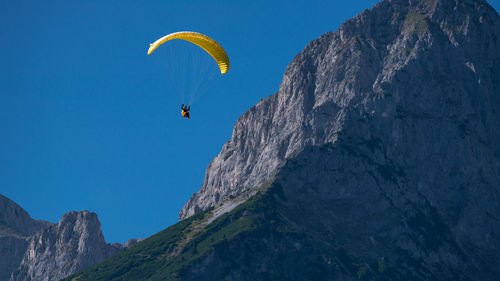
[178, 0, 500, 278]
[9, 211, 123, 281]
[180, 0, 500, 226]
[0, 194, 139, 281]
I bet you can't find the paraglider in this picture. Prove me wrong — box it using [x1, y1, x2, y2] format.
[148, 31, 229, 74]
[148, 31, 229, 119]
[181, 104, 190, 119]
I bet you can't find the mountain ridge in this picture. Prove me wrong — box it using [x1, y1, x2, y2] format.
[179, 0, 500, 220]
[66, 0, 500, 280]
[0, 194, 52, 238]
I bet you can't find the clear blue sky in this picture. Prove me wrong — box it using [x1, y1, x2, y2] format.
[1, 0, 499, 243]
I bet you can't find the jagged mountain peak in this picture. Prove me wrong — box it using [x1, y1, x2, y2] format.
[56, 210, 107, 245]
[179, 0, 500, 219]
[9, 209, 123, 281]
[0, 194, 139, 281]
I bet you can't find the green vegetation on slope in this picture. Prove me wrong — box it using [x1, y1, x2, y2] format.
[63, 210, 202, 281]
[63, 189, 274, 281]
[64, 181, 400, 281]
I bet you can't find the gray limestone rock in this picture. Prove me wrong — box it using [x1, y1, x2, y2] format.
[0, 194, 139, 281]
[9, 210, 122, 281]
[178, 0, 500, 274]
[179, 0, 500, 225]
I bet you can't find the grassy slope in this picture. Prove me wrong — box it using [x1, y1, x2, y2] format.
[63, 189, 276, 281]
[63, 181, 396, 281]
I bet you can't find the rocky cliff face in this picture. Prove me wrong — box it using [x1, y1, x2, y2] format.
[0, 194, 137, 281]
[180, 0, 500, 222]
[180, 0, 500, 273]
[176, 138, 499, 280]
[9, 211, 124, 281]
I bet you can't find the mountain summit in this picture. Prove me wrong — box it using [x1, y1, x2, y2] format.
[67, 0, 500, 280]
[180, 0, 499, 220]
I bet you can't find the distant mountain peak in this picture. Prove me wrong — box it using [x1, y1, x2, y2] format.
[0, 194, 51, 238]
[0, 194, 138, 281]
[9, 209, 124, 281]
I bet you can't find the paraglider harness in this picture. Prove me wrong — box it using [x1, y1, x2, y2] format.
[181, 104, 190, 119]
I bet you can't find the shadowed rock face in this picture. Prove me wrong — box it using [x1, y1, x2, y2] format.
[178, 140, 498, 280]
[0, 195, 51, 237]
[0, 195, 52, 281]
[273, 142, 498, 280]
[179, 0, 500, 224]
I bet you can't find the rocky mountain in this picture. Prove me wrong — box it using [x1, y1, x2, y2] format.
[65, 0, 500, 280]
[179, 0, 500, 220]
[0, 195, 51, 238]
[65, 140, 499, 280]
[0, 195, 137, 281]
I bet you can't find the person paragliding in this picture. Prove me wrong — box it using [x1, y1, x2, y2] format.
[147, 31, 230, 120]
[181, 104, 190, 119]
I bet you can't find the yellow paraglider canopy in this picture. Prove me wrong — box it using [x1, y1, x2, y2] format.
[148, 31, 229, 74]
